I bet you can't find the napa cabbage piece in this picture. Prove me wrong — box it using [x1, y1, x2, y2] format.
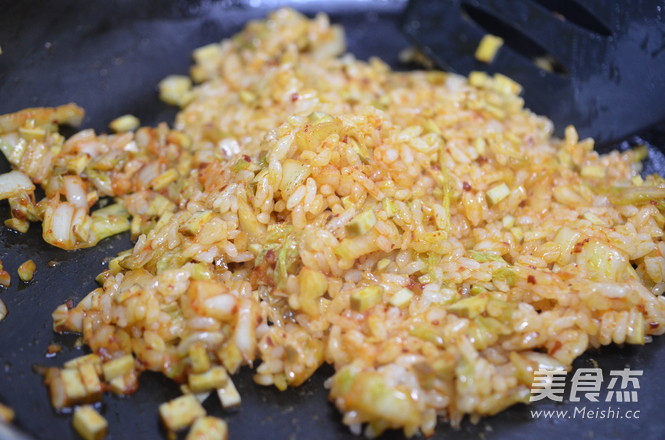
[345, 209, 377, 237]
[330, 369, 422, 437]
[0, 103, 84, 135]
[0, 170, 35, 199]
[279, 159, 310, 198]
[295, 112, 342, 151]
[602, 185, 665, 208]
[298, 267, 328, 316]
[576, 239, 630, 282]
[469, 250, 504, 263]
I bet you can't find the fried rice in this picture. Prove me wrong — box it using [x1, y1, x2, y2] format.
[1, 7, 665, 438]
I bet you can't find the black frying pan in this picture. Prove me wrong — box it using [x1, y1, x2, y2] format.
[1, 1, 665, 439]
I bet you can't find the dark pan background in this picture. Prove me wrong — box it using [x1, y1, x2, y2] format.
[0, 1, 664, 439]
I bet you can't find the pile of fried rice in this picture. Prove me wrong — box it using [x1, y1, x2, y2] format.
[1, 8, 665, 438]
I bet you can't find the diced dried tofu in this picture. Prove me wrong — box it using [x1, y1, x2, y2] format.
[48, 370, 67, 409]
[186, 416, 228, 440]
[78, 363, 103, 402]
[159, 395, 206, 432]
[216, 378, 241, 408]
[65, 354, 103, 375]
[108, 371, 138, 395]
[61, 368, 87, 402]
[73, 405, 107, 440]
[102, 355, 134, 381]
[189, 366, 229, 393]
[217, 343, 243, 375]
[475, 34, 503, 63]
[180, 384, 210, 404]
[189, 342, 211, 374]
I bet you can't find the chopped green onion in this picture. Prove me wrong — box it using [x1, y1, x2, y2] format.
[350, 286, 383, 313]
[487, 183, 510, 204]
[345, 210, 377, 237]
[389, 288, 413, 308]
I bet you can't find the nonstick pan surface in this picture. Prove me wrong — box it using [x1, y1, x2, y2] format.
[1, 1, 665, 439]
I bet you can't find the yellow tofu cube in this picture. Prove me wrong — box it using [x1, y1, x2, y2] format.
[64, 354, 102, 371]
[78, 363, 103, 402]
[186, 416, 228, 440]
[72, 405, 108, 440]
[159, 395, 206, 432]
[189, 342, 211, 374]
[61, 368, 87, 402]
[189, 367, 229, 393]
[216, 378, 241, 408]
[475, 34, 504, 63]
[217, 344, 242, 375]
[102, 355, 134, 382]
[108, 371, 138, 395]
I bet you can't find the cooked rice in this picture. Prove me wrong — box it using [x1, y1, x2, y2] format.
[1, 8, 665, 438]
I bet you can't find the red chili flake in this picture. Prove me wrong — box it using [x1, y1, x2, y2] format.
[462, 181, 472, 191]
[527, 275, 536, 284]
[265, 249, 276, 266]
[650, 322, 660, 329]
[45, 344, 62, 358]
[243, 154, 251, 162]
[572, 238, 591, 254]
[11, 208, 27, 220]
[548, 340, 563, 355]
[477, 156, 488, 164]
[406, 277, 416, 290]
[290, 93, 299, 102]
[65, 299, 75, 309]
[406, 275, 422, 292]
